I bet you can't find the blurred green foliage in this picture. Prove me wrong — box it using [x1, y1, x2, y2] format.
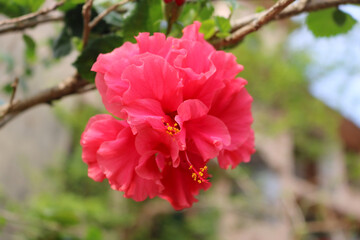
[0, 0, 45, 17]
[346, 152, 360, 187]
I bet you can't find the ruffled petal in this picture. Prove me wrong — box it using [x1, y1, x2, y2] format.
[92, 42, 139, 118]
[182, 21, 207, 43]
[159, 151, 211, 210]
[134, 128, 180, 179]
[176, 99, 231, 160]
[135, 152, 162, 180]
[176, 99, 209, 122]
[210, 79, 253, 150]
[80, 114, 127, 181]
[135, 128, 179, 162]
[95, 73, 126, 119]
[136, 32, 174, 59]
[91, 42, 139, 74]
[122, 54, 183, 113]
[124, 176, 163, 201]
[185, 115, 231, 160]
[97, 126, 163, 201]
[210, 51, 244, 82]
[218, 130, 255, 169]
[124, 99, 166, 133]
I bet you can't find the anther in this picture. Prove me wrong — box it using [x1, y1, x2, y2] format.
[184, 152, 209, 184]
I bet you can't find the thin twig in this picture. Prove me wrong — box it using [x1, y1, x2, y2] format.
[3, 77, 19, 116]
[0, 16, 63, 35]
[82, 0, 94, 48]
[0, 0, 65, 26]
[212, 0, 295, 49]
[0, 75, 93, 129]
[89, 0, 130, 29]
[9, 78, 19, 106]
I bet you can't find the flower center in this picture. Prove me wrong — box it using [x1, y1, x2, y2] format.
[162, 118, 180, 136]
[184, 151, 209, 184]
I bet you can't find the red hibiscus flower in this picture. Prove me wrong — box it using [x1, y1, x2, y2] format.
[80, 21, 255, 210]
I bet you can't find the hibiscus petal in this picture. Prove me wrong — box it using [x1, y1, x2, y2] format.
[124, 176, 163, 201]
[176, 99, 209, 122]
[123, 98, 165, 132]
[135, 128, 179, 163]
[173, 40, 215, 81]
[97, 126, 163, 201]
[93, 43, 140, 118]
[159, 152, 211, 210]
[218, 130, 255, 169]
[210, 84, 253, 150]
[134, 128, 179, 179]
[186, 115, 231, 160]
[95, 73, 126, 119]
[91, 42, 139, 74]
[136, 32, 174, 58]
[210, 51, 244, 82]
[122, 54, 183, 113]
[182, 21, 207, 43]
[135, 152, 162, 180]
[80, 114, 127, 181]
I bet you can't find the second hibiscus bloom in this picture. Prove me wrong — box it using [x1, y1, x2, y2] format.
[80, 21, 255, 210]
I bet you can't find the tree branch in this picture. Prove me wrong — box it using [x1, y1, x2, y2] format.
[0, 16, 63, 35]
[0, 76, 94, 128]
[82, 0, 94, 48]
[212, 0, 295, 49]
[0, 0, 65, 27]
[89, 0, 131, 29]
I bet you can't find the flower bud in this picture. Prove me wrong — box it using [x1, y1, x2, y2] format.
[164, 0, 185, 6]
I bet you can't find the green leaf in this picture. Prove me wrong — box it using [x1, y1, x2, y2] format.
[333, 8, 346, 26]
[23, 34, 36, 63]
[53, 28, 73, 58]
[123, 0, 163, 41]
[73, 35, 123, 82]
[2, 83, 13, 95]
[214, 16, 231, 35]
[178, 0, 213, 29]
[306, 8, 357, 37]
[198, 1, 214, 21]
[59, 0, 85, 12]
[199, 19, 216, 39]
[0, 0, 45, 17]
[64, 4, 85, 38]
